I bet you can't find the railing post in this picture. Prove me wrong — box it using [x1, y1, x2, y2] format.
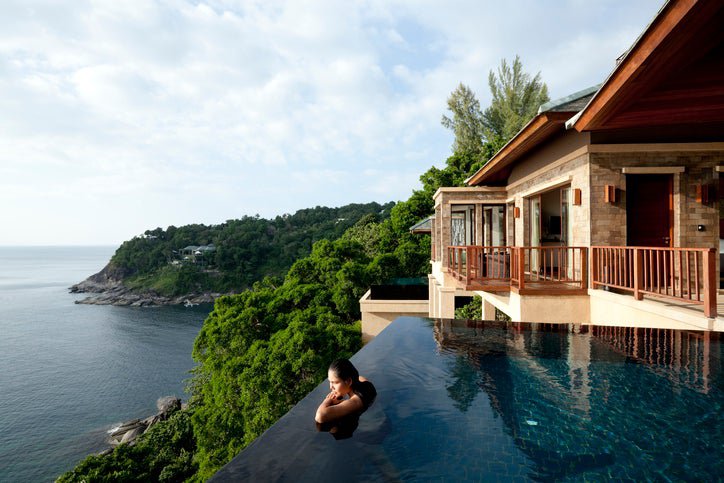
[590, 247, 597, 289]
[634, 248, 643, 300]
[703, 248, 717, 318]
[459, 247, 464, 278]
[466, 247, 472, 285]
[517, 247, 525, 290]
[580, 248, 588, 290]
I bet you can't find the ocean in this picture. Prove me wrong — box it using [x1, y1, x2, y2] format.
[0, 246, 210, 482]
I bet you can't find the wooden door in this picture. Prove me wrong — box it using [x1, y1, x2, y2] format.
[626, 174, 673, 247]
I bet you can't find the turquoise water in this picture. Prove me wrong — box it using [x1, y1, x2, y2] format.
[214, 317, 723, 481]
[0, 246, 209, 482]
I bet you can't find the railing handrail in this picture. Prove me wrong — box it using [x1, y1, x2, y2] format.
[591, 245, 714, 253]
[445, 245, 716, 318]
[446, 245, 588, 291]
[591, 246, 716, 318]
[449, 245, 589, 250]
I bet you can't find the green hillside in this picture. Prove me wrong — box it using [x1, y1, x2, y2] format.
[106, 202, 395, 296]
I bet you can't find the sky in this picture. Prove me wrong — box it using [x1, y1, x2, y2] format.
[0, 0, 664, 246]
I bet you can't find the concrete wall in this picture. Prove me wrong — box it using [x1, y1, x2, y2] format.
[478, 290, 590, 324]
[589, 289, 723, 331]
[359, 290, 429, 342]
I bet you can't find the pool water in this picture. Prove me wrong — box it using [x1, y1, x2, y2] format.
[212, 317, 723, 482]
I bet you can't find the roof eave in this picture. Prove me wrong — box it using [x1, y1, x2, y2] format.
[571, 0, 697, 132]
[466, 111, 573, 186]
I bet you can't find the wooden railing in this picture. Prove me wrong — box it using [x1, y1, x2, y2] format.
[591, 246, 717, 318]
[510, 246, 588, 290]
[447, 246, 587, 291]
[447, 246, 511, 286]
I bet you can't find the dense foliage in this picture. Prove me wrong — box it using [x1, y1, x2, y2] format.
[58, 410, 196, 483]
[109, 202, 394, 295]
[455, 295, 484, 320]
[61, 56, 547, 482]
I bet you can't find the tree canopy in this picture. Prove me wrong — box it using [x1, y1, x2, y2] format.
[441, 83, 485, 155]
[108, 202, 394, 296]
[483, 55, 549, 152]
[441, 55, 549, 159]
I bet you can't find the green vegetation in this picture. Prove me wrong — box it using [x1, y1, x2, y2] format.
[455, 295, 483, 320]
[109, 202, 395, 296]
[58, 410, 196, 483]
[61, 56, 545, 482]
[441, 55, 549, 157]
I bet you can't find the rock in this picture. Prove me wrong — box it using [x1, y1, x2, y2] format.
[157, 396, 181, 414]
[120, 426, 145, 444]
[104, 396, 185, 449]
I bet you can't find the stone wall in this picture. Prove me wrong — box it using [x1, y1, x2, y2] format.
[589, 152, 724, 249]
[507, 153, 590, 248]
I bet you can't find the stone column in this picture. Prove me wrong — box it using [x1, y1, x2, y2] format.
[441, 202, 452, 267]
[483, 299, 496, 320]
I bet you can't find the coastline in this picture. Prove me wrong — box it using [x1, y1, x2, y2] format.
[69, 263, 224, 307]
[71, 281, 222, 307]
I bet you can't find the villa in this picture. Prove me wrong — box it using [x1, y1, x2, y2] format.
[362, 0, 724, 338]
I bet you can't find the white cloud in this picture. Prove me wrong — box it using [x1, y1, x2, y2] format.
[0, 0, 664, 245]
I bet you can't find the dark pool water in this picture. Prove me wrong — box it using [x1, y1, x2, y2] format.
[212, 316, 723, 482]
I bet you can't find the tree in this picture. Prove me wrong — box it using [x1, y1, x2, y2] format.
[441, 83, 485, 155]
[483, 55, 549, 153]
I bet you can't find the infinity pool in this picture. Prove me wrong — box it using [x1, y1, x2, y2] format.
[212, 317, 723, 481]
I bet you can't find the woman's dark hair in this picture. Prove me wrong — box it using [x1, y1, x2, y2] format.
[329, 358, 376, 411]
[329, 358, 359, 383]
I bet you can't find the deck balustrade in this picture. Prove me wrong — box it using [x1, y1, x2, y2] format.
[446, 246, 587, 293]
[591, 246, 717, 318]
[446, 245, 717, 318]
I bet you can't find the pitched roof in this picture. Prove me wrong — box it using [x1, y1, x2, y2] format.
[570, 0, 724, 131]
[467, 0, 724, 187]
[409, 216, 433, 234]
[466, 88, 597, 186]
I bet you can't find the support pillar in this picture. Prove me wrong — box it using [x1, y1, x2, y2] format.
[483, 299, 496, 320]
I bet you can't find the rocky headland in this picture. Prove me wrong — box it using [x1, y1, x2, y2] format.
[70, 263, 222, 307]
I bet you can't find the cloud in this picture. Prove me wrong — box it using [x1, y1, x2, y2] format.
[0, 0, 664, 245]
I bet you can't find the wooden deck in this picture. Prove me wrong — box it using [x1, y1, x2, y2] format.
[463, 279, 587, 295]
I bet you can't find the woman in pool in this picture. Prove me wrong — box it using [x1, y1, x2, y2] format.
[315, 358, 376, 423]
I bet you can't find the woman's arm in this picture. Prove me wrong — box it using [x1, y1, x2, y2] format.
[315, 392, 364, 423]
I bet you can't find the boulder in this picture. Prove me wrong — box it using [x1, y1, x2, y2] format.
[120, 426, 145, 444]
[157, 396, 181, 414]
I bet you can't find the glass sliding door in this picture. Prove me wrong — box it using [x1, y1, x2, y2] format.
[530, 196, 541, 273]
[451, 212, 466, 246]
[561, 187, 573, 278]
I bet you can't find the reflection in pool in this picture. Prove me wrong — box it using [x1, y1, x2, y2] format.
[211, 317, 723, 482]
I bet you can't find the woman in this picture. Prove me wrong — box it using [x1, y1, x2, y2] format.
[315, 358, 376, 423]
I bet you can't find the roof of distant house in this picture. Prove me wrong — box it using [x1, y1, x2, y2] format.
[409, 216, 433, 234]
